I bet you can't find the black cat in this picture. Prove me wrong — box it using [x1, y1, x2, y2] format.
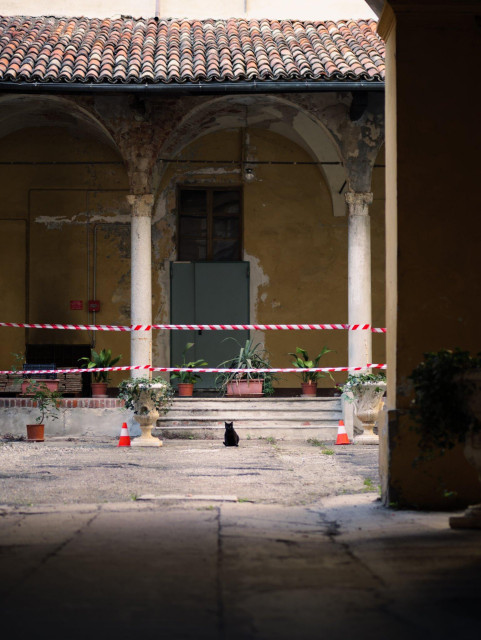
[223, 421, 240, 447]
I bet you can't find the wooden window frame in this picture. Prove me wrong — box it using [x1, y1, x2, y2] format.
[177, 185, 243, 262]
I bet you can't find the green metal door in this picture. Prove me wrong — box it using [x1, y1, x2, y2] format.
[171, 262, 249, 389]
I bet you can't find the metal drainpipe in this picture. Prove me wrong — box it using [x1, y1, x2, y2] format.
[0, 80, 385, 95]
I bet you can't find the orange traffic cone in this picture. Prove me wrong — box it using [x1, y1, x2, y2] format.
[118, 422, 131, 447]
[335, 419, 350, 445]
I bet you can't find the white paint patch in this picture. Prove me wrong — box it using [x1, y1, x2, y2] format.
[34, 212, 131, 228]
[243, 250, 269, 350]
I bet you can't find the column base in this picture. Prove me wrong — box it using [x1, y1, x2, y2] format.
[131, 436, 162, 447]
[354, 434, 379, 445]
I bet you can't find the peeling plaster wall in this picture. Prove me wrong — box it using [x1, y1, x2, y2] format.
[151, 128, 386, 388]
[151, 129, 243, 370]
[71, 92, 382, 200]
[0, 91, 385, 393]
[0, 125, 131, 388]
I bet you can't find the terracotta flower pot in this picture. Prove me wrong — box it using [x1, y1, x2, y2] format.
[178, 383, 194, 397]
[227, 379, 263, 397]
[26, 424, 44, 442]
[301, 382, 317, 396]
[91, 382, 108, 398]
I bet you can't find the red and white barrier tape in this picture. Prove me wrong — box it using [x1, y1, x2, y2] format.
[0, 321, 386, 333]
[1, 364, 386, 376]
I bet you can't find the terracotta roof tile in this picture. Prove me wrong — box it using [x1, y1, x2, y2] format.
[0, 16, 384, 84]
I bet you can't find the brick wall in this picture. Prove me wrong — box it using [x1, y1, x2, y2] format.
[0, 398, 124, 408]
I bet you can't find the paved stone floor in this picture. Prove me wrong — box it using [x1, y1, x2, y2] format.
[0, 437, 379, 506]
[1, 437, 480, 639]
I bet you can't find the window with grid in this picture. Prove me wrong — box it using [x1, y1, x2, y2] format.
[178, 188, 242, 261]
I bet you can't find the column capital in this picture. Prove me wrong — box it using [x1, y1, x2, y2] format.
[345, 191, 373, 216]
[127, 194, 154, 217]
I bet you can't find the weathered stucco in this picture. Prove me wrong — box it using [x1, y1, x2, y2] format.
[0, 90, 385, 393]
[0, 123, 131, 388]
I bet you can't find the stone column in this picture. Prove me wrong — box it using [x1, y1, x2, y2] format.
[128, 194, 154, 379]
[345, 191, 373, 372]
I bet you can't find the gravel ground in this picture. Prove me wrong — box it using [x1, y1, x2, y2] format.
[0, 435, 379, 506]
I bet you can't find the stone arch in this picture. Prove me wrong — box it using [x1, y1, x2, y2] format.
[0, 94, 124, 160]
[152, 94, 348, 217]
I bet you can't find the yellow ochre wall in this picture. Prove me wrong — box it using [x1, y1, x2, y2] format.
[382, 7, 481, 508]
[153, 128, 385, 388]
[0, 123, 385, 391]
[0, 125, 131, 388]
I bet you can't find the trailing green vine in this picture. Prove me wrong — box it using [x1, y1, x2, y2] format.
[339, 372, 386, 400]
[118, 377, 173, 415]
[409, 349, 481, 458]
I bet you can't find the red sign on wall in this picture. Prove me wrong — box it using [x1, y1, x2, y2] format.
[70, 300, 83, 310]
[88, 300, 100, 312]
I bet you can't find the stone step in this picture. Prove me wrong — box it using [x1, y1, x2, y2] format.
[169, 398, 341, 411]
[160, 417, 340, 427]
[172, 397, 340, 404]
[158, 397, 343, 440]
[161, 411, 342, 421]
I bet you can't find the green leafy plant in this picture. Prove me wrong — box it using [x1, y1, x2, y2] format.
[170, 342, 208, 384]
[215, 338, 278, 396]
[27, 380, 62, 424]
[288, 346, 333, 383]
[79, 348, 122, 383]
[10, 352, 25, 372]
[363, 478, 376, 492]
[339, 372, 386, 400]
[409, 349, 481, 457]
[307, 438, 334, 454]
[118, 376, 173, 415]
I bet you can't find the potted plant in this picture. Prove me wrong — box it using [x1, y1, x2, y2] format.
[26, 380, 62, 442]
[79, 348, 122, 397]
[118, 376, 173, 447]
[14, 354, 61, 395]
[409, 349, 481, 527]
[288, 346, 333, 396]
[170, 342, 208, 397]
[216, 338, 277, 397]
[340, 372, 387, 443]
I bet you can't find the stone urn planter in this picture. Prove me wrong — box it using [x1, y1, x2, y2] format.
[352, 382, 386, 444]
[118, 377, 173, 448]
[340, 374, 387, 445]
